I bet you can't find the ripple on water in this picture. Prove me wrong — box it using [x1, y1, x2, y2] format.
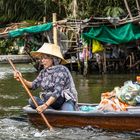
[0, 94, 18, 99]
[0, 118, 140, 140]
[0, 65, 36, 80]
[0, 118, 38, 140]
[0, 106, 21, 112]
[0, 72, 8, 79]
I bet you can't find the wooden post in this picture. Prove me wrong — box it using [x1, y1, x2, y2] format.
[123, 0, 133, 20]
[83, 45, 88, 76]
[130, 55, 132, 68]
[53, 13, 58, 45]
[103, 49, 106, 73]
[43, 16, 47, 23]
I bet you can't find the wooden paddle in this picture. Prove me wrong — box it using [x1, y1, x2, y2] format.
[7, 57, 53, 131]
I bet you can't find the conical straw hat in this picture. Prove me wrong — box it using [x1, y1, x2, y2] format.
[30, 43, 68, 64]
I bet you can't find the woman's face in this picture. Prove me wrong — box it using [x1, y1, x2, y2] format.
[40, 54, 53, 68]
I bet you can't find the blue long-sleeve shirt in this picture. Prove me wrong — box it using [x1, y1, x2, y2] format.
[32, 65, 78, 103]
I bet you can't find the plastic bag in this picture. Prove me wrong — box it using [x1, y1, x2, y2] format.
[98, 91, 127, 112]
[116, 81, 140, 106]
[98, 97, 127, 112]
[92, 40, 104, 53]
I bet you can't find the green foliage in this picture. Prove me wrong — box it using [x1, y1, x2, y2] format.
[0, 39, 14, 54]
[0, 0, 139, 23]
[0, 0, 61, 23]
[104, 6, 125, 17]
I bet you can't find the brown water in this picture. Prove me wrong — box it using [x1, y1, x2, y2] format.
[0, 63, 140, 140]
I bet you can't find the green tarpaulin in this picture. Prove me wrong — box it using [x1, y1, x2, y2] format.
[82, 23, 140, 44]
[8, 23, 53, 38]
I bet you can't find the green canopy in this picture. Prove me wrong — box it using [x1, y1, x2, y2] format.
[8, 23, 53, 38]
[82, 23, 140, 44]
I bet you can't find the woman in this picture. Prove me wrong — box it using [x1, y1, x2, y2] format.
[14, 43, 78, 113]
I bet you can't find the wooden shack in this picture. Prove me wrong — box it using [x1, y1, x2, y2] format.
[0, 1, 140, 75]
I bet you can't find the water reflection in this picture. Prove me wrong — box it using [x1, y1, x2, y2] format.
[74, 73, 137, 103]
[0, 64, 140, 139]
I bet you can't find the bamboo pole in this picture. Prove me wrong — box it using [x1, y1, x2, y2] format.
[53, 13, 58, 45]
[136, 0, 140, 16]
[7, 57, 53, 131]
[73, 0, 78, 18]
[43, 16, 47, 23]
[123, 0, 133, 20]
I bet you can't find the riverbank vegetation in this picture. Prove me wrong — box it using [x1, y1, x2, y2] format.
[0, 0, 138, 24]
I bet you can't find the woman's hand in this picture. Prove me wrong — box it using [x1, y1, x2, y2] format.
[36, 104, 48, 113]
[14, 71, 22, 81]
[14, 71, 32, 88]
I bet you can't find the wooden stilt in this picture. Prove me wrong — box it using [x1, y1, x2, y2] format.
[103, 49, 106, 73]
[130, 55, 132, 68]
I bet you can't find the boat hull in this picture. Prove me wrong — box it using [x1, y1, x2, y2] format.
[23, 105, 140, 131]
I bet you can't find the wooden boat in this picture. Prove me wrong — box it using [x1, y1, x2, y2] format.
[23, 103, 140, 131]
